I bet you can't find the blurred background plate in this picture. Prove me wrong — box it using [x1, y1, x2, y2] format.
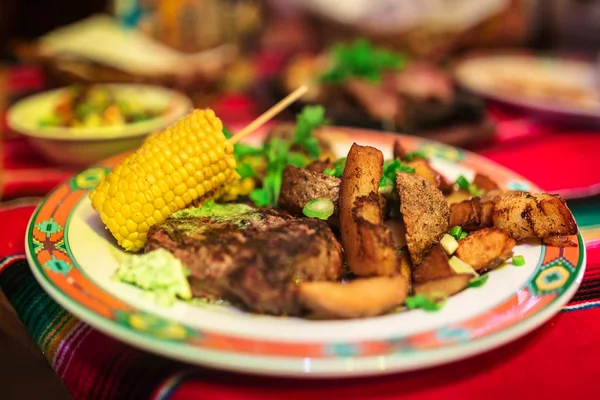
[6, 83, 192, 166]
[454, 52, 600, 127]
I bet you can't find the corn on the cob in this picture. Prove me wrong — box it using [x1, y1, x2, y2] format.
[219, 177, 256, 202]
[89, 109, 237, 252]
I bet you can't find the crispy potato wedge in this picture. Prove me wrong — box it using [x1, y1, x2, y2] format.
[398, 250, 412, 288]
[396, 171, 450, 265]
[445, 189, 471, 206]
[473, 173, 500, 192]
[413, 243, 455, 283]
[299, 276, 408, 319]
[455, 228, 516, 271]
[492, 192, 578, 241]
[384, 219, 412, 285]
[405, 158, 441, 189]
[340, 143, 399, 276]
[278, 165, 340, 223]
[449, 196, 495, 231]
[393, 139, 408, 160]
[413, 274, 472, 298]
[543, 235, 578, 248]
[305, 159, 334, 173]
[384, 219, 407, 248]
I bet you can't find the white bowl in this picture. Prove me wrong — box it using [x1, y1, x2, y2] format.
[7, 84, 193, 166]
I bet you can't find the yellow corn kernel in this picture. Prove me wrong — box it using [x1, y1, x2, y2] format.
[89, 109, 237, 252]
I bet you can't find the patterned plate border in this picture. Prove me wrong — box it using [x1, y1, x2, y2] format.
[25, 129, 586, 375]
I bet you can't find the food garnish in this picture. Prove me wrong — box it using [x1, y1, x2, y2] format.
[467, 274, 489, 289]
[405, 293, 446, 312]
[512, 255, 526, 266]
[303, 198, 335, 220]
[114, 248, 191, 306]
[320, 39, 406, 84]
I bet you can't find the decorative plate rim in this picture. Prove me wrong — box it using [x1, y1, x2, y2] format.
[25, 128, 586, 377]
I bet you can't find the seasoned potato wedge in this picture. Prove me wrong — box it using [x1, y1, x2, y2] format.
[339, 144, 399, 276]
[413, 243, 455, 283]
[396, 171, 450, 265]
[393, 139, 408, 160]
[299, 276, 408, 319]
[405, 158, 441, 189]
[543, 235, 578, 248]
[449, 196, 495, 231]
[445, 189, 471, 206]
[384, 219, 412, 286]
[455, 228, 516, 271]
[413, 274, 472, 298]
[278, 165, 340, 223]
[473, 173, 500, 192]
[493, 192, 578, 241]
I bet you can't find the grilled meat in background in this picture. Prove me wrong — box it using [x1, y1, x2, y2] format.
[145, 207, 343, 316]
[256, 55, 492, 147]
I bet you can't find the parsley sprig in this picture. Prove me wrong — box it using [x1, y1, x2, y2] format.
[379, 158, 415, 187]
[248, 106, 327, 207]
[320, 39, 406, 84]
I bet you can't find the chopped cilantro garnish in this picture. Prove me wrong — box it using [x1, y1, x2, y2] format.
[323, 157, 347, 178]
[320, 39, 406, 84]
[235, 162, 256, 180]
[293, 105, 326, 158]
[379, 158, 415, 187]
[405, 293, 446, 312]
[467, 274, 489, 288]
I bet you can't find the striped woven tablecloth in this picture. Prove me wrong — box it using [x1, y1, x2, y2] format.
[1, 194, 600, 399]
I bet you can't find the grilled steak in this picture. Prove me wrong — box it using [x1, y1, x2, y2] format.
[145, 207, 343, 316]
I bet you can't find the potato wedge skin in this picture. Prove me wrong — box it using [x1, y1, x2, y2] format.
[396, 171, 450, 266]
[393, 139, 408, 160]
[492, 192, 578, 241]
[278, 165, 340, 223]
[299, 276, 408, 319]
[340, 143, 398, 276]
[413, 274, 472, 298]
[473, 173, 500, 192]
[455, 228, 516, 271]
[543, 235, 578, 248]
[405, 158, 441, 189]
[413, 243, 455, 283]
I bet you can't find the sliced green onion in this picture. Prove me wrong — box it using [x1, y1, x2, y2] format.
[468, 184, 483, 196]
[467, 274, 489, 288]
[450, 226, 463, 240]
[459, 231, 468, 240]
[456, 175, 470, 190]
[303, 198, 334, 220]
[512, 255, 526, 266]
[406, 294, 446, 312]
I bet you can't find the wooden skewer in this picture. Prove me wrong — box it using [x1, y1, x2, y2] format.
[228, 85, 308, 145]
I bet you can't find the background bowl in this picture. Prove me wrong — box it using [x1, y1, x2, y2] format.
[7, 84, 193, 166]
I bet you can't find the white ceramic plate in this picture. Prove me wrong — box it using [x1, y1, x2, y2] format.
[25, 127, 585, 377]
